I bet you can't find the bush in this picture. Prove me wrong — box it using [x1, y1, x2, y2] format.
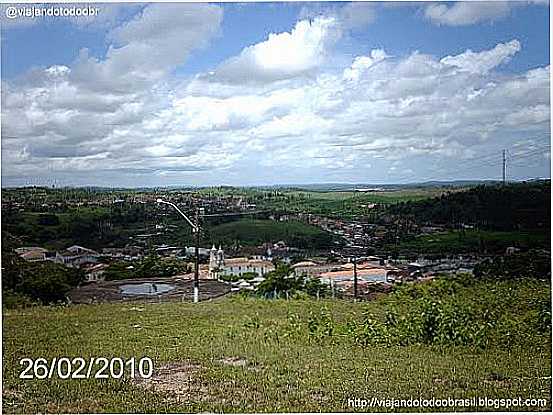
[349, 277, 505, 347]
[104, 262, 134, 281]
[220, 272, 257, 283]
[307, 307, 334, 339]
[37, 214, 60, 226]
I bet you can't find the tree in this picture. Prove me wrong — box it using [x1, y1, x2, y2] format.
[103, 262, 133, 281]
[2, 251, 84, 304]
[255, 265, 329, 299]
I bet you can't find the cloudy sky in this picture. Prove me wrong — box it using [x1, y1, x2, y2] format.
[1, 1, 550, 187]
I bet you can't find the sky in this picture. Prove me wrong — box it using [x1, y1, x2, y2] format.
[1, 1, 550, 187]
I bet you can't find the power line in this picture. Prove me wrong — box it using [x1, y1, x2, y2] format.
[389, 138, 551, 184]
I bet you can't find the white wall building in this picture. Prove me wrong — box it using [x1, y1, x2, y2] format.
[209, 245, 275, 279]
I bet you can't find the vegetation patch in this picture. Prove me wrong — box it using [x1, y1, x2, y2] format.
[3, 276, 550, 413]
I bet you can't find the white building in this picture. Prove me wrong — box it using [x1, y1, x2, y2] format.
[209, 245, 275, 279]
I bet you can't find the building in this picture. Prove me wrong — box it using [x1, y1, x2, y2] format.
[319, 268, 388, 285]
[293, 259, 399, 286]
[83, 263, 109, 282]
[209, 245, 275, 279]
[55, 245, 99, 268]
[15, 247, 49, 262]
[102, 246, 143, 261]
[291, 261, 343, 277]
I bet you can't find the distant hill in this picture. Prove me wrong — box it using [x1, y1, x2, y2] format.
[387, 181, 550, 231]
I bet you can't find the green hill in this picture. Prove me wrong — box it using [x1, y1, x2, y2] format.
[207, 219, 337, 249]
[388, 181, 550, 230]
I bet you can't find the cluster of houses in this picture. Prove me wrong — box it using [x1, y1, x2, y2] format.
[15, 237, 476, 294]
[205, 245, 427, 292]
[14, 245, 155, 282]
[15, 245, 107, 281]
[291, 257, 409, 290]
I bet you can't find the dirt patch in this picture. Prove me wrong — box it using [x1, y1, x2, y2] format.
[219, 356, 248, 367]
[134, 362, 202, 399]
[217, 356, 263, 373]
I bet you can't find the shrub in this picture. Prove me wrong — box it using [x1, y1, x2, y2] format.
[307, 308, 334, 339]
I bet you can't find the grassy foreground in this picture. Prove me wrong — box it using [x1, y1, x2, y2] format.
[3, 278, 551, 413]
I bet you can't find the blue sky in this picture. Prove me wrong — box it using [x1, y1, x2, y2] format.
[1, 1, 550, 187]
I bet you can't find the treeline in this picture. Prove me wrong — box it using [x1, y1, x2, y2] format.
[2, 204, 160, 250]
[387, 181, 550, 230]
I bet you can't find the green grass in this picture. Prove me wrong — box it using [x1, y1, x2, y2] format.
[3, 278, 551, 413]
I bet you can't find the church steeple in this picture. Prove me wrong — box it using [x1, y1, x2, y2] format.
[217, 245, 225, 267]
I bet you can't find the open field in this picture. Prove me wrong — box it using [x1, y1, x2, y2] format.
[3, 277, 551, 413]
[288, 188, 455, 203]
[249, 187, 464, 218]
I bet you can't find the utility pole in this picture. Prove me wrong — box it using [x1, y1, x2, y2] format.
[353, 257, 358, 301]
[193, 207, 200, 303]
[502, 149, 506, 185]
[156, 199, 201, 303]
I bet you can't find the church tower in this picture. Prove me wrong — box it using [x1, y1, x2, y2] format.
[209, 245, 218, 279]
[217, 245, 225, 268]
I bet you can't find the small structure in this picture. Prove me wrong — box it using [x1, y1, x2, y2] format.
[237, 280, 254, 291]
[83, 263, 109, 282]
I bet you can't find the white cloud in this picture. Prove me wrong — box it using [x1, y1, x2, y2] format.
[1, 12, 550, 186]
[299, 2, 377, 30]
[339, 2, 377, 29]
[211, 16, 341, 83]
[440, 39, 521, 74]
[424, 1, 514, 26]
[343, 49, 390, 81]
[70, 3, 222, 93]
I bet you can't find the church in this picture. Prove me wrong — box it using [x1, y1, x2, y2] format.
[208, 245, 275, 280]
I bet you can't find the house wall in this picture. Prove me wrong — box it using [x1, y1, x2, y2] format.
[221, 264, 275, 277]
